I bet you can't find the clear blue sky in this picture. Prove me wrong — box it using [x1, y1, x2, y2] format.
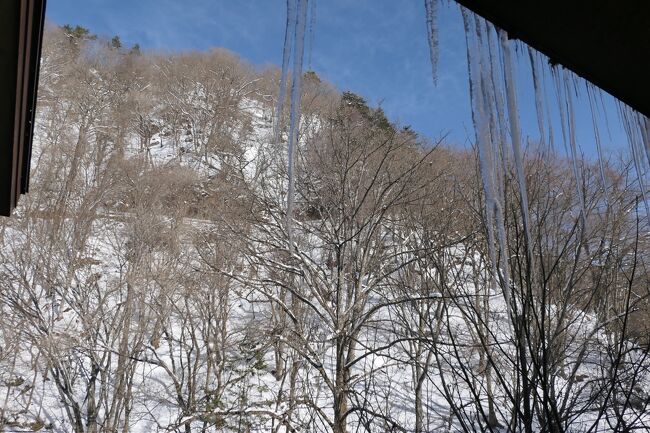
[46, 0, 628, 156]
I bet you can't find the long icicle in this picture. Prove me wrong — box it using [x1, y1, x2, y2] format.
[619, 103, 650, 219]
[586, 84, 609, 201]
[424, 0, 440, 85]
[462, 8, 512, 315]
[639, 114, 650, 166]
[634, 112, 650, 169]
[563, 71, 588, 228]
[478, 24, 500, 186]
[462, 8, 497, 285]
[535, 50, 556, 154]
[499, 30, 533, 262]
[528, 47, 547, 153]
[484, 22, 509, 189]
[553, 68, 587, 228]
[476, 20, 511, 310]
[286, 0, 309, 246]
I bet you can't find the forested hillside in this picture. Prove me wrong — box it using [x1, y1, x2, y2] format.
[0, 24, 648, 433]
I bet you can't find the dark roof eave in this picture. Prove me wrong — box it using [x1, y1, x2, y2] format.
[455, 0, 650, 118]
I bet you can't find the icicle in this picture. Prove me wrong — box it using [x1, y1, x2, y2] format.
[484, 22, 509, 186]
[594, 84, 616, 189]
[286, 0, 309, 246]
[528, 47, 547, 152]
[553, 68, 587, 227]
[476, 21, 510, 306]
[462, 8, 512, 313]
[307, 0, 316, 70]
[464, 10, 498, 294]
[476, 26, 499, 184]
[636, 113, 650, 169]
[474, 20, 505, 206]
[424, 0, 440, 85]
[541, 57, 556, 153]
[499, 30, 533, 260]
[274, 0, 297, 149]
[586, 84, 609, 201]
[619, 104, 650, 219]
[563, 72, 588, 227]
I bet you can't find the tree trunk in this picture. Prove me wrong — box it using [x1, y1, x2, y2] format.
[334, 337, 349, 433]
[85, 363, 100, 433]
[414, 363, 425, 433]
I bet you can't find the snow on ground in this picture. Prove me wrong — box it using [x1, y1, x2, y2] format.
[1, 94, 648, 433]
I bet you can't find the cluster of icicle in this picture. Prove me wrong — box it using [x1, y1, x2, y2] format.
[620, 104, 650, 216]
[275, 0, 650, 259]
[275, 0, 310, 246]
[462, 10, 517, 315]
[458, 7, 650, 318]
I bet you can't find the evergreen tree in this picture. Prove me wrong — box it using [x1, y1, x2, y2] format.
[61, 24, 96, 43]
[111, 35, 122, 50]
[303, 70, 321, 84]
[341, 91, 370, 117]
[130, 43, 141, 55]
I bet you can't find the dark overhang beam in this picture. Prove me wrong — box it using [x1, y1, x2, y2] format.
[455, 0, 650, 118]
[0, 0, 47, 217]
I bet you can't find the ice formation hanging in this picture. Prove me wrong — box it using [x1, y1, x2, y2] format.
[276, 0, 309, 246]
[307, 0, 317, 70]
[499, 29, 533, 260]
[276, 0, 650, 258]
[620, 103, 650, 217]
[459, 4, 650, 314]
[273, 0, 297, 152]
[462, 9, 513, 313]
[424, 0, 441, 84]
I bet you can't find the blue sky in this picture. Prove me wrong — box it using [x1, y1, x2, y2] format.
[46, 0, 628, 156]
